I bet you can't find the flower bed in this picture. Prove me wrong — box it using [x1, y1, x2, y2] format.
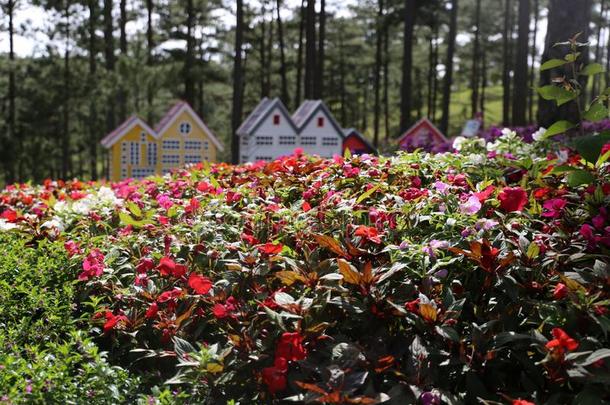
[1, 133, 609, 404]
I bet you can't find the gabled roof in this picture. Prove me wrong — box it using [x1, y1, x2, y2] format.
[155, 101, 224, 152]
[343, 128, 378, 154]
[397, 117, 448, 144]
[100, 115, 156, 148]
[236, 98, 298, 136]
[293, 100, 345, 139]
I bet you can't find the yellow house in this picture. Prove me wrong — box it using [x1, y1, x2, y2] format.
[101, 101, 224, 181]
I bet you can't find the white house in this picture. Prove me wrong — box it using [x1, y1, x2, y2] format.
[236, 98, 345, 163]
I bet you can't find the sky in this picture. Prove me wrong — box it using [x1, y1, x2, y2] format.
[0, 0, 355, 57]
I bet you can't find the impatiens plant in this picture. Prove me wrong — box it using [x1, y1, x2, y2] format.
[0, 130, 609, 403]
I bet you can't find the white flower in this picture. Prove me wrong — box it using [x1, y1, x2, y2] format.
[41, 217, 65, 232]
[467, 153, 485, 165]
[501, 128, 517, 138]
[532, 127, 547, 141]
[452, 136, 467, 151]
[0, 219, 18, 231]
[53, 200, 68, 213]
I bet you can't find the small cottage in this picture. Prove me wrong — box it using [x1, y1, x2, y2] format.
[101, 101, 224, 181]
[237, 99, 346, 163]
[397, 118, 449, 153]
[342, 128, 377, 155]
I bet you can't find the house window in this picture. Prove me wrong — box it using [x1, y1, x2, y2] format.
[162, 139, 180, 150]
[185, 155, 202, 164]
[301, 136, 317, 146]
[179, 122, 192, 135]
[317, 117, 325, 127]
[148, 142, 158, 166]
[255, 156, 273, 162]
[185, 140, 202, 150]
[140, 132, 147, 142]
[161, 154, 180, 165]
[130, 142, 140, 165]
[273, 114, 280, 125]
[121, 142, 128, 165]
[132, 168, 154, 179]
[241, 155, 248, 162]
[322, 137, 339, 146]
[255, 136, 273, 146]
[204, 141, 209, 150]
[279, 136, 296, 145]
[241, 137, 249, 146]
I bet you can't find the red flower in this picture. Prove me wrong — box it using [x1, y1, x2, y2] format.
[157, 257, 187, 278]
[64, 240, 81, 257]
[513, 400, 535, 405]
[213, 297, 238, 319]
[498, 187, 528, 212]
[188, 273, 213, 295]
[354, 225, 382, 244]
[302, 201, 312, 212]
[262, 357, 288, 394]
[546, 327, 579, 355]
[275, 332, 307, 362]
[136, 257, 155, 273]
[0, 209, 18, 222]
[145, 302, 159, 319]
[474, 185, 495, 203]
[553, 283, 568, 300]
[258, 243, 283, 256]
[157, 288, 183, 303]
[103, 310, 128, 333]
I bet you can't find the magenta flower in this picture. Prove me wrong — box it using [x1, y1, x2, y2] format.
[541, 198, 567, 219]
[460, 195, 482, 215]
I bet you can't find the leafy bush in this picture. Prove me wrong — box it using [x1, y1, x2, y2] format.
[1, 132, 609, 404]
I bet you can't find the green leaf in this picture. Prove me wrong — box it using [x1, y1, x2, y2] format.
[126, 201, 142, 218]
[492, 332, 531, 348]
[551, 165, 577, 174]
[583, 103, 609, 122]
[536, 85, 577, 106]
[564, 52, 580, 62]
[596, 149, 610, 167]
[526, 242, 540, 259]
[540, 58, 568, 71]
[580, 63, 605, 76]
[343, 146, 352, 159]
[567, 170, 595, 187]
[542, 120, 575, 139]
[435, 326, 460, 342]
[571, 131, 610, 163]
[355, 185, 380, 204]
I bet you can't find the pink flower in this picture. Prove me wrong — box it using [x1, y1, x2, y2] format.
[541, 198, 567, 219]
[156, 194, 173, 210]
[79, 249, 105, 281]
[553, 283, 568, 300]
[459, 195, 482, 215]
[64, 240, 81, 257]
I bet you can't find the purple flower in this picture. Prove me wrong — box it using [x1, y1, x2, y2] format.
[459, 195, 482, 215]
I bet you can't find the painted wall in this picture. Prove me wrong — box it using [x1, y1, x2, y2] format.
[243, 106, 298, 163]
[297, 110, 343, 158]
[108, 110, 218, 181]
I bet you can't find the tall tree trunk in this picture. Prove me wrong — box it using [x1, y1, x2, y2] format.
[117, 0, 127, 121]
[427, 29, 434, 119]
[315, 0, 325, 98]
[415, 67, 423, 118]
[104, 0, 115, 134]
[184, 0, 195, 105]
[400, 0, 417, 132]
[512, 0, 530, 126]
[538, 0, 593, 127]
[383, 19, 390, 140]
[606, 5, 610, 90]
[63, 1, 71, 179]
[502, 0, 512, 126]
[276, 0, 290, 105]
[146, 0, 154, 122]
[480, 45, 487, 118]
[361, 73, 369, 130]
[374, 0, 384, 148]
[440, 0, 458, 135]
[231, 0, 244, 164]
[339, 30, 347, 126]
[591, 0, 606, 99]
[528, 0, 539, 123]
[5, 0, 16, 183]
[295, 0, 306, 107]
[88, 0, 98, 180]
[259, 5, 267, 98]
[266, 7, 273, 97]
[305, 0, 316, 99]
[431, 22, 439, 120]
[470, 0, 481, 117]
